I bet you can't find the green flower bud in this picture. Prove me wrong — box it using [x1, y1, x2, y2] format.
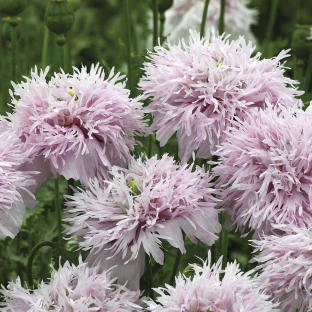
[291, 26, 312, 59]
[0, 0, 27, 16]
[2, 19, 21, 41]
[157, 0, 173, 13]
[44, 0, 75, 35]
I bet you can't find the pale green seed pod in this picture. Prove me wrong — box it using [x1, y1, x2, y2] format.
[44, 0, 75, 35]
[0, 0, 27, 16]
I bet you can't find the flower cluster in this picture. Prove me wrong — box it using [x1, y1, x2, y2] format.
[0, 118, 37, 239]
[9, 64, 149, 186]
[213, 106, 312, 236]
[251, 224, 312, 312]
[147, 253, 279, 312]
[0, 258, 143, 312]
[0, 16, 309, 311]
[164, 0, 258, 44]
[64, 154, 221, 289]
[139, 30, 302, 163]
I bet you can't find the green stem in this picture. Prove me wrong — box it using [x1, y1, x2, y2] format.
[26, 241, 56, 287]
[10, 24, 18, 82]
[67, 178, 75, 197]
[59, 43, 65, 71]
[169, 247, 182, 286]
[220, 212, 228, 269]
[145, 255, 154, 300]
[23, 10, 29, 76]
[148, 136, 152, 158]
[293, 55, 298, 81]
[152, 0, 158, 47]
[304, 53, 312, 93]
[213, 231, 221, 264]
[213, 211, 228, 269]
[67, 30, 72, 73]
[296, 0, 301, 23]
[264, 0, 279, 58]
[15, 233, 22, 278]
[218, 0, 226, 34]
[200, 0, 210, 38]
[41, 26, 50, 69]
[55, 178, 63, 246]
[123, 0, 134, 95]
[159, 12, 165, 45]
[155, 139, 163, 157]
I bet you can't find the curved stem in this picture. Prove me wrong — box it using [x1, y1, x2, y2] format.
[218, 0, 226, 34]
[200, 0, 210, 38]
[123, 0, 134, 95]
[27, 241, 56, 287]
[152, 0, 158, 47]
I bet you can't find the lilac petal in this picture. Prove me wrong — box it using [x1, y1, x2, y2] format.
[86, 246, 145, 291]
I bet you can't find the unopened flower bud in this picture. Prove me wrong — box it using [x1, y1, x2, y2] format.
[44, 0, 75, 35]
[0, 0, 27, 16]
[158, 0, 173, 13]
[291, 26, 312, 59]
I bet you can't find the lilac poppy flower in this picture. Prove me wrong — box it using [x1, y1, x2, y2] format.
[64, 154, 221, 289]
[139, 30, 302, 163]
[9, 64, 149, 185]
[0, 258, 143, 311]
[213, 105, 312, 236]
